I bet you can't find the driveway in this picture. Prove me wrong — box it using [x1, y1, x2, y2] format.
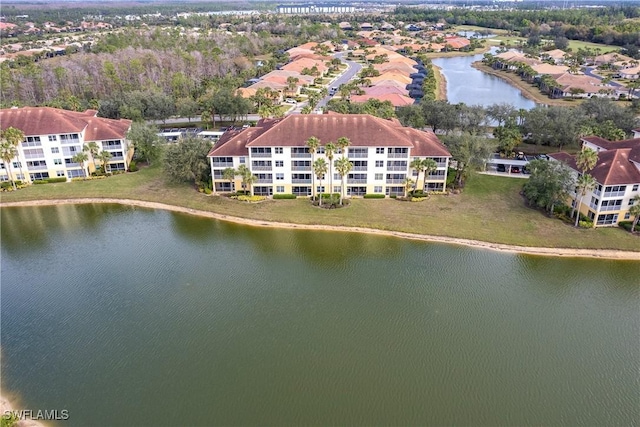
[317, 51, 363, 109]
[584, 67, 623, 87]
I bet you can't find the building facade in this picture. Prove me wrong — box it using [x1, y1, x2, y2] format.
[550, 136, 640, 227]
[208, 113, 451, 197]
[0, 107, 132, 182]
[276, 4, 355, 14]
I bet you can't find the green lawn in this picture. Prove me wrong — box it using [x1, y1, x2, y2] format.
[2, 166, 638, 251]
[486, 35, 619, 53]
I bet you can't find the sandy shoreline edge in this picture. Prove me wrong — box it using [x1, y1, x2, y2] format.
[2, 198, 638, 260]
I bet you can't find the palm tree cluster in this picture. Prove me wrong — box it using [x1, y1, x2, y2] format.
[222, 165, 256, 196]
[409, 157, 438, 195]
[0, 127, 25, 190]
[307, 136, 352, 206]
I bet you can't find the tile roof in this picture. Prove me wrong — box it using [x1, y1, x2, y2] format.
[364, 85, 410, 96]
[582, 136, 640, 151]
[350, 93, 414, 107]
[208, 113, 450, 157]
[550, 149, 640, 185]
[0, 107, 131, 140]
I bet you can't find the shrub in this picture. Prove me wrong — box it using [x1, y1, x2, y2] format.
[128, 161, 138, 172]
[363, 194, 385, 199]
[618, 221, 640, 232]
[33, 180, 49, 185]
[204, 187, 212, 195]
[411, 197, 428, 202]
[578, 220, 594, 228]
[409, 190, 425, 197]
[47, 177, 67, 183]
[237, 195, 266, 202]
[273, 194, 297, 199]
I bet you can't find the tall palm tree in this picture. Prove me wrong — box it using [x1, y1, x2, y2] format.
[86, 141, 100, 173]
[336, 137, 351, 160]
[0, 141, 18, 190]
[222, 167, 237, 193]
[97, 150, 112, 174]
[1, 127, 25, 186]
[325, 142, 336, 199]
[335, 156, 352, 205]
[306, 136, 320, 200]
[313, 158, 328, 206]
[403, 177, 414, 198]
[236, 164, 251, 194]
[574, 173, 596, 227]
[572, 147, 598, 219]
[246, 174, 256, 196]
[72, 151, 89, 177]
[410, 157, 425, 193]
[422, 158, 438, 194]
[629, 195, 640, 233]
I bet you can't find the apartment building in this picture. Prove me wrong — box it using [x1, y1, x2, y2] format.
[550, 136, 640, 226]
[208, 113, 451, 197]
[0, 107, 132, 182]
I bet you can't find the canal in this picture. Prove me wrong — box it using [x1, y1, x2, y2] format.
[1, 204, 638, 426]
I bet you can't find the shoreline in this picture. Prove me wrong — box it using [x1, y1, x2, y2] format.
[2, 198, 639, 260]
[0, 394, 47, 427]
[432, 62, 447, 101]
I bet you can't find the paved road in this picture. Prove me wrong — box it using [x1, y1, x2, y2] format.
[317, 51, 362, 109]
[584, 67, 623, 87]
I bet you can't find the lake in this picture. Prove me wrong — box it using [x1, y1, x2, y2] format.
[433, 49, 537, 109]
[1, 204, 638, 426]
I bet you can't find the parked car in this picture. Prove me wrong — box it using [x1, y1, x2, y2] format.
[329, 87, 338, 95]
[522, 165, 531, 174]
[497, 164, 506, 172]
[511, 166, 521, 173]
[285, 98, 297, 104]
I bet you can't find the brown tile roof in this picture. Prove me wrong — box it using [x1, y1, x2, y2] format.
[208, 113, 450, 158]
[582, 136, 640, 151]
[350, 93, 415, 107]
[550, 149, 640, 185]
[0, 106, 130, 141]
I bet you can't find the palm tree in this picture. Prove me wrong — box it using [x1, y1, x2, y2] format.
[306, 136, 320, 200]
[246, 174, 256, 196]
[236, 164, 251, 194]
[336, 137, 351, 161]
[335, 156, 352, 205]
[403, 177, 414, 197]
[629, 195, 640, 233]
[0, 140, 18, 190]
[97, 150, 112, 174]
[1, 127, 25, 187]
[313, 158, 328, 206]
[325, 142, 336, 199]
[572, 148, 598, 219]
[86, 141, 100, 173]
[574, 173, 596, 227]
[72, 151, 89, 177]
[422, 158, 438, 194]
[222, 167, 236, 193]
[410, 157, 425, 193]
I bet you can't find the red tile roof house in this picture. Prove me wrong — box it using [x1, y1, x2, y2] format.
[549, 136, 640, 226]
[207, 112, 451, 196]
[0, 107, 133, 182]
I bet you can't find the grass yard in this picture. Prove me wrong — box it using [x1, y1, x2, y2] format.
[486, 35, 619, 53]
[1, 166, 638, 251]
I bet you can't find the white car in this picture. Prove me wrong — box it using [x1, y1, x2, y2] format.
[285, 98, 297, 104]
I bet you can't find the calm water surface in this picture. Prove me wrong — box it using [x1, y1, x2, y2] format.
[433, 49, 537, 109]
[1, 204, 638, 426]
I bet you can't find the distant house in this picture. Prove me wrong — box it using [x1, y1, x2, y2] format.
[208, 112, 451, 196]
[549, 136, 640, 227]
[0, 107, 133, 181]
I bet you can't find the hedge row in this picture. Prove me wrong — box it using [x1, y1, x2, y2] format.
[618, 221, 640, 232]
[363, 194, 385, 199]
[273, 194, 297, 199]
[33, 177, 68, 185]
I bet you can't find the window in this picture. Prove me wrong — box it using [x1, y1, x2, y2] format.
[630, 199, 637, 206]
[317, 186, 325, 193]
[239, 157, 246, 164]
[0, 163, 4, 169]
[22, 136, 41, 147]
[596, 213, 618, 226]
[374, 186, 382, 193]
[60, 134, 79, 141]
[30, 172, 50, 181]
[633, 184, 639, 192]
[275, 160, 284, 167]
[48, 135, 57, 142]
[56, 170, 65, 177]
[375, 147, 384, 154]
[375, 173, 383, 180]
[102, 140, 121, 149]
[54, 159, 62, 165]
[276, 186, 285, 193]
[624, 212, 631, 220]
[348, 148, 368, 158]
[274, 147, 283, 154]
[12, 162, 21, 168]
[601, 199, 623, 211]
[375, 160, 384, 167]
[250, 147, 272, 156]
[276, 173, 284, 180]
[317, 147, 325, 154]
[26, 160, 46, 167]
[51, 147, 60, 154]
[333, 186, 341, 193]
[333, 173, 340, 181]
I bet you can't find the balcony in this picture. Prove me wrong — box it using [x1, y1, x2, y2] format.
[27, 165, 47, 171]
[292, 178, 311, 184]
[387, 153, 408, 158]
[252, 166, 272, 171]
[104, 145, 122, 150]
[291, 166, 311, 171]
[60, 139, 80, 145]
[436, 162, 447, 168]
[110, 156, 124, 161]
[386, 166, 406, 171]
[291, 153, 311, 158]
[348, 153, 368, 159]
[24, 154, 46, 160]
[212, 162, 233, 168]
[347, 179, 367, 184]
[600, 205, 621, 212]
[427, 174, 444, 180]
[352, 166, 367, 171]
[65, 162, 80, 168]
[589, 202, 598, 210]
[386, 179, 405, 184]
[256, 178, 272, 184]
[603, 191, 625, 198]
[251, 152, 272, 158]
